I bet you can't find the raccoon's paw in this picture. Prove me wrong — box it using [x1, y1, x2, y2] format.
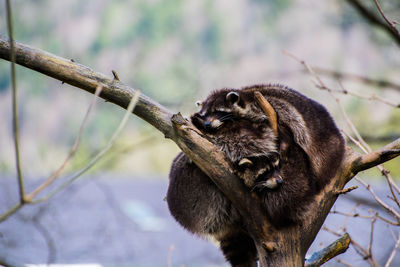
[235, 158, 257, 187]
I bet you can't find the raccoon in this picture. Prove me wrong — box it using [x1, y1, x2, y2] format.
[167, 84, 345, 266]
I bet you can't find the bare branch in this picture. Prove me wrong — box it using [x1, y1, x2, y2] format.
[0, 35, 174, 137]
[355, 177, 400, 221]
[1, 36, 399, 267]
[345, 0, 400, 45]
[0, 202, 23, 223]
[25, 85, 103, 201]
[323, 227, 379, 267]
[385, 232, 400, 267]
[313, 67, 400, 93]
[33, 90, 141, 203]
[305, 233, 350, 267]
[372, 0, 400, 39]
[351, 138, 400, 174]
[367, 218, 376, 260]
[333, 186, 358, 195]
[6, 0, 25, 203]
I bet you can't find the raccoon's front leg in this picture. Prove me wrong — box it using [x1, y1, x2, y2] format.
[236, 157, 282, 190]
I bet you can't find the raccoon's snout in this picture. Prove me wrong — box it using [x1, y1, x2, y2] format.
[204, 121, 212, 129]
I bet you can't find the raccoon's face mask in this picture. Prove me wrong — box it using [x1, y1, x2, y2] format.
[191, 92, 241, 133]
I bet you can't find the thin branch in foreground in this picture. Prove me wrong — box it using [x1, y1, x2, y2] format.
[25, 85, 103, 201]
[0, 202, 23, 223]
[313, 67, 400, 93]
[323, 226, 379, 267]
[304, 233, 350, 267]
[6, 0, 25, 203]
[355, 176, 400, 221]
[345, 0, 400, 45]
[0, 86, 102, 223]
[330, 209, 375, 220]
[336, 79, 400, 108]
[372, 0, 400, 38]
[385, 232, 400, 267]
[282, 50, 371, 150]
[33, 90, 140, 203]
[367, 218, 376, 260]
[337, 258, 355, 267]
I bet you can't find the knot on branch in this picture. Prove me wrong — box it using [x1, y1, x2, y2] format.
[333, 186, 358, 195]
[171, 112, 187, 126]
[262, 241, 275, 253]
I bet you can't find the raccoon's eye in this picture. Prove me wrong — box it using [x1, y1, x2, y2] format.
[215, 111, 235, 122]
[265, 152, 280, 168]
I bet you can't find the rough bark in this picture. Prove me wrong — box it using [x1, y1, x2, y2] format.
[1, 35, 399, 266]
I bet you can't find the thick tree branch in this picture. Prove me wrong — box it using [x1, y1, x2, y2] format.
[305, 233, 351, 267]
[1, 35, 400, 266]
[350, 138, 400, 176]
[0, 34, 173, 137]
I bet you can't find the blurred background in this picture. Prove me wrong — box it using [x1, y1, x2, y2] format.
[0, 0, 399, 266]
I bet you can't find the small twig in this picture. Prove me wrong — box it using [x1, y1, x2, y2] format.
[305, 233, 351, 267]
[337, 258, 355, 267]
[336, 79, 399, 108]
[333, 186, 358, 195]
[34, 90, 140, 203]
[367, 218, 376, 260]
[25, 85, 103, 201]
[330, 210, 375, 220]
[372, 0, 400, 38]
[385, 232, 400, 267]
[323, 226, 379, 267]
[345, 0, 400, 45]
[375, 212, 400, 226]
[283, 50, 372, 150]
[0, 202, 23, 222]
[355, 177, 400, 221]
[313, 67, 400, 93]
[6, 0, 25, 203]
[112, 70, 120, 81]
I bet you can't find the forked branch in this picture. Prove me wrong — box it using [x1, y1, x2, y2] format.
[1, 35, 400, 267]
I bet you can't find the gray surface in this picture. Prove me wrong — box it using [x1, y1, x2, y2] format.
[0, 175, 399, 266]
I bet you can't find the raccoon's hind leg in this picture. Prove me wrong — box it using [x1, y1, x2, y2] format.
[218, 229, 258, 267]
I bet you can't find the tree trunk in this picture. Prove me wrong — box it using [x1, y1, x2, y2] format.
[1, 35, 399, 266]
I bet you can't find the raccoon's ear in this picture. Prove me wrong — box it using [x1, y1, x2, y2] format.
[226, 91, 240, 105]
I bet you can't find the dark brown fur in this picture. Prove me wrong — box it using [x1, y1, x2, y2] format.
[167, 84, 345, 266]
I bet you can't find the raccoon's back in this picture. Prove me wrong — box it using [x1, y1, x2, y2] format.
[244, 84, 345, 187]
[167, 152, 240, 236]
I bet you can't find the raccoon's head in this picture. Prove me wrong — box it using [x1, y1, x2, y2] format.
[191, 88, 283, 190]
[191, 89, 270, 133]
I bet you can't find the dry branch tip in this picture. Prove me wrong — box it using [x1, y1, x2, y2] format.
[333, 186, 358, 195]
